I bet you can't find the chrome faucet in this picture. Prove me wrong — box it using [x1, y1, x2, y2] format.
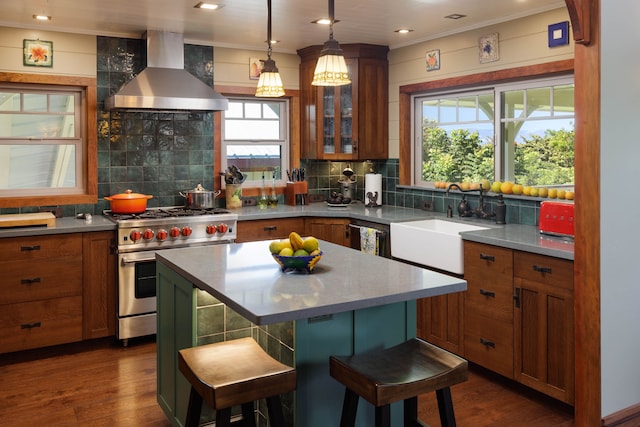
[445, 183, 495, 220]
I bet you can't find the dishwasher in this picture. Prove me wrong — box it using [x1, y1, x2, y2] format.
[349, 220, 391, 258]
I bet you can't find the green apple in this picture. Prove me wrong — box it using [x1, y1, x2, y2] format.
[491, 181, 502, 193]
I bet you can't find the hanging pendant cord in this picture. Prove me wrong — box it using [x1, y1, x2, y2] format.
[328, 0, 335, 40]
[267, 0, 273, 58]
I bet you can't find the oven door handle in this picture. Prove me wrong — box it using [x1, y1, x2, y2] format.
[121, 256, 157, 264]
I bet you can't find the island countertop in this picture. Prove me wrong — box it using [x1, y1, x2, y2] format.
[156, 239, 467, 325]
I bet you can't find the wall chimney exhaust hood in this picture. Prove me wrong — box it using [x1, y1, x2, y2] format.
[105, 31, 228, 111]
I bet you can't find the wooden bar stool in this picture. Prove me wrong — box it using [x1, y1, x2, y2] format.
[178, 337, 296, 427]
[330, 338, 468, 427]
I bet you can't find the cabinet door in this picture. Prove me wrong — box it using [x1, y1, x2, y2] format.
[514, 252, 574, 404]
[82, 231, 116, 339]
[463, 241, 514, 378]
[305, 217, 349, 246]
[236, 218, 306, 243]
[417, 291, 463, 356]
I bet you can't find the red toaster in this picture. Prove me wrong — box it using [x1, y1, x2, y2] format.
[539, 201, 575, 238]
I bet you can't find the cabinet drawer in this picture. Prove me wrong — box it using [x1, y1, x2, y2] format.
[236, 218, 306, 242]
[0, 296, 83, 353]
[514, 251, 573, 291]
[0, 234, 82, 262]
[0, 258, 82, 304]
[464, 241, 513, 280]
[464, 310, 514, 378]
[464, 280, 513, 322]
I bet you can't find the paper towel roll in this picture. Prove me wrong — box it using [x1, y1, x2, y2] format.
[365, 174, 382, 206]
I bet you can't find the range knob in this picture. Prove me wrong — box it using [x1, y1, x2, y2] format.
[169, 227, 181, 238]
[217, 223, 229, 233]
[129, 230, 142, 242]
[157, 229, 168, 241]
[181, 226, 193, 237]
[142, 229, 155, 240]
[206, 225, 217, 235]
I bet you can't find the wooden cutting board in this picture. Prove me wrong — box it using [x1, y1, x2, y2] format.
[0, 212, 56, 228]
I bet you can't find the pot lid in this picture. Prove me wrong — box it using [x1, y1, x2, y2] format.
[107, 189, 153, 200]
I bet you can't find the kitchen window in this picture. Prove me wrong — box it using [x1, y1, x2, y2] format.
[0, 73, 96, 208]
[413, 76, 574, 188]
[222, 97, 289, 186]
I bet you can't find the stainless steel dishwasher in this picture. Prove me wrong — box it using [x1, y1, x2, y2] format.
[348, 220, 391, 258]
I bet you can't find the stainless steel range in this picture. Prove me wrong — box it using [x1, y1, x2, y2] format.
[105, 207, 237, 345]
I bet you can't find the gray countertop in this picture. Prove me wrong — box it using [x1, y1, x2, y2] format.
[156, 239, 467, 324]
[0, 215, 116, 238]
[0, 202, 573, 260]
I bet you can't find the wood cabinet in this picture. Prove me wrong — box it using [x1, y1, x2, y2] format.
[298, 44, 389, 160]
[418, 291, 464, 356]
[514, 251, 574, 404]
[463, 242, 515, 379]
[82, 231, 117, 339]
[305, 217, 350, 246]
[235, 217, 306, 243]
[462, 241, 574, 404]
[0, 234, 84, 353]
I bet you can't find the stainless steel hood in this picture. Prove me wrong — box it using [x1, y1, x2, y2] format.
[105, 31, 228, 111]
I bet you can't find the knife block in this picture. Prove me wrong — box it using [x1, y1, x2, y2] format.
[285, 181, 308, 206]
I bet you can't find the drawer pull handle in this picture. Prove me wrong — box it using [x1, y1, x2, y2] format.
[20, 245, 41, 251]
[533, 265, 552, 274]
[479, 289, 495, 298]
[263, 225, 277, 231]
[21, 277, 41, 284]
[514, 287, 521, 308]
[479, 253, 495, 262]
[21, 322, 42, 329]
[480, 338, 495, 348]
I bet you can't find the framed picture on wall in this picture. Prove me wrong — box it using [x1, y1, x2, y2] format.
[23, 39, 53, 67]
[426, 49, 440, 72]
[548, 21, 570, 47]
[478, 33, 499, 64]
[249, 57, 263, 80]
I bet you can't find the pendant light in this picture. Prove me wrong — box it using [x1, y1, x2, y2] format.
[255, 0, 285, 97]
[312, 0, 351, 86]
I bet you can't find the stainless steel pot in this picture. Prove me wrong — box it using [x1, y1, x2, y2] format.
[179, 184, 221, 209]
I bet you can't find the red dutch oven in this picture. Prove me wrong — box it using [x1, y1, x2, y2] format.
[104, 190, 153, 214]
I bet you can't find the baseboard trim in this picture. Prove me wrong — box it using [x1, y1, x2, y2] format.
[602, 402, 640, 427]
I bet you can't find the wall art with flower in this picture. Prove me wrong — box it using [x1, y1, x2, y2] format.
[23, 39, 53, 67]
[426, 49, 440, 72]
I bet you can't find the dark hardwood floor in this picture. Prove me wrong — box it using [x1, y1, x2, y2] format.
[0, 337, 574, 426]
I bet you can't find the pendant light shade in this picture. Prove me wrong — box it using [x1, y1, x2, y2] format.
[256, 0, 285, 97]
[312, 0, 351, 86]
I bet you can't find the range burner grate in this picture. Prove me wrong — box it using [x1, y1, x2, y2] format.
[104, 206, 232, 222]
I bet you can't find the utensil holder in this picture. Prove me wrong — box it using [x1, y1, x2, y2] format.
[225, 184, 243, 209]
[285, 181, 308, 206]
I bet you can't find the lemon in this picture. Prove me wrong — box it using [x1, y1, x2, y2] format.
[269, 240, 283, 254]
[294, 249, 309, 257]
[279, 247, 294, 256]
[302, 236, 319, 253]
[548, 189, 558, 199]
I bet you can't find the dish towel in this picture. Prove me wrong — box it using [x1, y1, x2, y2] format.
[360, 227, 379, 256]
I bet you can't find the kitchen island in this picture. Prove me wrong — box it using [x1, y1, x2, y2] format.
[156, 240, 466, 427]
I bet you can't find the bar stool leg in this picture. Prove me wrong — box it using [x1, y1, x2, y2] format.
[184, 386, 203, 427]
[404, 396, 419, 426]
[266, 396, 287, 427]
[339, 388, 360, 427]
[215, 407, 232, 427]
[375, 404, 391, 427]
[241, 402, 257, 427]
[436, 387, 457, 427]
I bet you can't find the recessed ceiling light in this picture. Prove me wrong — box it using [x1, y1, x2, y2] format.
[311, 18, 340, 25]
[32, 14, 52, 21]
[194, 2, 222, 10]
[445, 13, 467, 20]
[394, 29, 414, 34]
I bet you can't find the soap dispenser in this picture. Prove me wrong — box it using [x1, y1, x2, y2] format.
[495, 194, 506, 224]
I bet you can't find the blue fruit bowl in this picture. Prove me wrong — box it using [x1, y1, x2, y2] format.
[272, 251, 323, 273]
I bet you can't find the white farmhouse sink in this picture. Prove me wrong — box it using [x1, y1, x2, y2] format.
[390, 219, 489, 274]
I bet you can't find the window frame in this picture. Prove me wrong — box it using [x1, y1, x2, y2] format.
[221, 96, 290, 188]
[0, 72, 97, 208]
[398, 60, 575, 188]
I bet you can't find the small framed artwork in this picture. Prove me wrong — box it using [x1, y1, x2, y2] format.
[548, 21, 570, 47]
[478, 32, 499, 64]
[249, 57, 263, 80]
[23, 39, 53, 67]
[426, 49, 440, 72]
